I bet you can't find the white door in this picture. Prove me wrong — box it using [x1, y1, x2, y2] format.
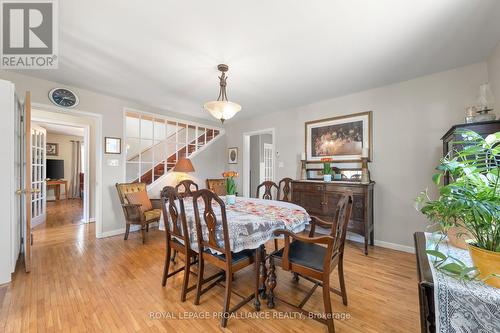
[31, 124, 46, 227]
[262, 143, 274, 182]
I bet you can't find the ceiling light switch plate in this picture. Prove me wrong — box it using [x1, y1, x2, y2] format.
[107, 159, 120, 167]
[278, 162, 284, 168]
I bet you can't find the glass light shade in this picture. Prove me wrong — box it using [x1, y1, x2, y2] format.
[204, 100, 241, 121]
[477, 83, 495, 111]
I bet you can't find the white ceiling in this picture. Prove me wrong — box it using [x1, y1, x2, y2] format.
[34, 122, 84, 137]
[22, 0, 500, 121]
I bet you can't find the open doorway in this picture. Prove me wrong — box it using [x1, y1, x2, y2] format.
[242, 128, 275, 197]
[31, 121, 87, 230]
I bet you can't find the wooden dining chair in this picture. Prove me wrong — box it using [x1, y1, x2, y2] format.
[256, 180, 280, 251]
[192, 189, 260, 328]
[161, 186, 198, 301]
[278, 177, 293, 202]
[267, 191, 354, 333]
[206, 178, 226, 196]
[256, 181, 279, 200]
[175, 179, 199, 198]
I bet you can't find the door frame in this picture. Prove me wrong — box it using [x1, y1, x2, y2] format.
[31, 102, 103, 237]
[31, 116, 91, 224]
[242, 128, 275, 198]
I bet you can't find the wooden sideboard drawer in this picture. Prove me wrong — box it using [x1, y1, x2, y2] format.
[325, 183, 365, 194]
[293, 182, 325, 192]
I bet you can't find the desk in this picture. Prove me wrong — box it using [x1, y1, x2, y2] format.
[46, 179, 69, 200]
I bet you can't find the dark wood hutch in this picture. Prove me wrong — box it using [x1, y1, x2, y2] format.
[441, 119, 500, 184]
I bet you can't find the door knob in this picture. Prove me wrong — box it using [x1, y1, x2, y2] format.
[32, 188, 41, 193]
[15, 189, 25, 195]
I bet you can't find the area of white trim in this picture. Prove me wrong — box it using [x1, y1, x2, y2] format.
[98, 223, 159, 239]
[346, 233, 415, 253]
[242, 128, 276, 198]
[374, 240, 415, 254]
[99, 228, 125, 238]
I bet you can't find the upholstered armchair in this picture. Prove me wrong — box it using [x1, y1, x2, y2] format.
[115, 182, 162, 243]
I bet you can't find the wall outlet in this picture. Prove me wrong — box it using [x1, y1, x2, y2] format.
[278, 161, 284, 168]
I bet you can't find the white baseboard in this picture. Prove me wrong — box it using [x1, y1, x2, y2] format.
[97, 223, 160, 239]
[346, 233, 415, 253]
[96, 224, 415, 253]
[374, 240, 415, 253]
[98, 228, 125, 238]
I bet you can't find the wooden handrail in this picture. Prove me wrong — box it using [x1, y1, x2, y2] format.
[132, 129, 220, 184]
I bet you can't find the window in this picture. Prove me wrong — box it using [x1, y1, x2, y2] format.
[125, 110, 220, 184]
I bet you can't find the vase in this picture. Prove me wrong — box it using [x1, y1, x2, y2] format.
[447, 225, 473, 250]
[226, 194, 236, 205]
[323, 174, 332, 182]
[468, 244, 500, 288]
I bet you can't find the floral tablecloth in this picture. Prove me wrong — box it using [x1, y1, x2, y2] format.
[424, 233, 500, 333]
[159, 196, 310, 253]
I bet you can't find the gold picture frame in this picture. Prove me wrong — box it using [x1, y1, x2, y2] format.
[304, 111, 372, 162]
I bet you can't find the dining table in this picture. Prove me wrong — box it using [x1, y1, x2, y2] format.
[158, 195, 311, 306]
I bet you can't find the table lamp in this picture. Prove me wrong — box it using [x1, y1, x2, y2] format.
[173, 158, 195, 182]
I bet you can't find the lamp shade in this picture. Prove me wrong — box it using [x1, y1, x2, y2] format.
[204, 100, 241, 122]
[173, 158, 195, 173]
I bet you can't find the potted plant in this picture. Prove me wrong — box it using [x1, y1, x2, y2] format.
[416, 130, 499, 287]
[321, 158, 333, 182]
[223, 171, 238, 205]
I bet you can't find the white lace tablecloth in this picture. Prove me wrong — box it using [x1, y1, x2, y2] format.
[159, 196, 310, 253]
[424, 233, 500, 333]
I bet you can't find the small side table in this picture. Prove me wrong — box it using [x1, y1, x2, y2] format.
[46, 179, 69, 200]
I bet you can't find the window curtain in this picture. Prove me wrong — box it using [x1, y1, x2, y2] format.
[69, 140, 82, 198]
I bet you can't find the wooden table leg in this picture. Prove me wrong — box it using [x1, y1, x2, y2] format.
[258, 244, 267, 299]
[254, 247, 261, 311]
[267, 256, 276, 308]
[65, 181, 69, 199]
[56, 185, 60, 200]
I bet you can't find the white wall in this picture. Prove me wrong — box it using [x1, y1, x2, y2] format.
[0, 70, 224, 238]
[225, 62, 488, 250]
[487, 41, 500, 107]
[0, 80, 15, 284]
[43, 133, 84, 199]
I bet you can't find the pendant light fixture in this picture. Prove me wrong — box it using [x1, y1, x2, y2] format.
[204, 64, 241, 123]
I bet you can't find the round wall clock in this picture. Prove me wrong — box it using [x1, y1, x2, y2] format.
[48, 88, 79, 108]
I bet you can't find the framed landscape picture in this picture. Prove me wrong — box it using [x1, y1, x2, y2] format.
[305, 111, 372, 162]
[228, 147, 238, 164]
[46, 143, 59, 156]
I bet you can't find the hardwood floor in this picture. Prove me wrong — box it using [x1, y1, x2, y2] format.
[0, 202, 419, 332]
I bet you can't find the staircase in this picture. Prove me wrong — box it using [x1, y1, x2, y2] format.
[126, 116, 223, 186]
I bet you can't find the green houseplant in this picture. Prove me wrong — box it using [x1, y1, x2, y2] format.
[223, 171, 238, 204]
[321, 157, 333, 182]
[416, 130, 499, 287]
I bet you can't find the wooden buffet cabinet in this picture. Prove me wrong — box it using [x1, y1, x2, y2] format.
[292, 180, 375, 254]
